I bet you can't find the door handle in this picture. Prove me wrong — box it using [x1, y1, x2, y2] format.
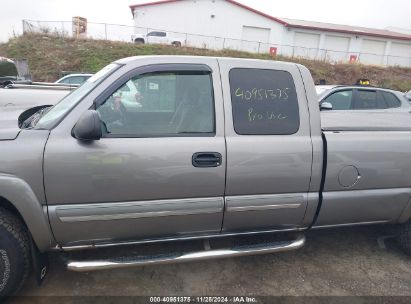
[192, 152, 222, 168]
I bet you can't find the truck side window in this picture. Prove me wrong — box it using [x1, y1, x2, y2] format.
[229, 68, 299, 135]
[97, 71, 215, 137]
[380, 91, 401, 108]
[323, 90, 353, 110]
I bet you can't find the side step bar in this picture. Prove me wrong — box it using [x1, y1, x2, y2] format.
[67, 234, 305, 272]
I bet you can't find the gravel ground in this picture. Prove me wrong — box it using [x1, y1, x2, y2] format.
[8, 225, 411, 303]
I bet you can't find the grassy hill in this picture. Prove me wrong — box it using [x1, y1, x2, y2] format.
[1, 33, 410, 91]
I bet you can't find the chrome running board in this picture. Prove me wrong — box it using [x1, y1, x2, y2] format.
[67, 234, 305, 272]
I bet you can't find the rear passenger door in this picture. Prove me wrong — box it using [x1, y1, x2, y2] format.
[218, 60, 315, 232]
[352, 89, 382, 110]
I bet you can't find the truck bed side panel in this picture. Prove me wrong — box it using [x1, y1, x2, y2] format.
[316, 131, 411, 226]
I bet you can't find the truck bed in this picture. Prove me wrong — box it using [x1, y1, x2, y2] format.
[317, 111, 411, 227]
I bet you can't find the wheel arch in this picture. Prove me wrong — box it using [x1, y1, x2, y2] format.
[0, 174, 54, 252]
[134, 38, 145, 44]
[172, 41, 182, 46]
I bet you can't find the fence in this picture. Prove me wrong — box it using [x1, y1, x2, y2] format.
[22, 19, 411, 68]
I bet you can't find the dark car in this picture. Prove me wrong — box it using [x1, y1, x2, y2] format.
[0, 57, 18, 86]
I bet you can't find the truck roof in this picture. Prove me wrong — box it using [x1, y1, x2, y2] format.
[115, 55, 298, 67]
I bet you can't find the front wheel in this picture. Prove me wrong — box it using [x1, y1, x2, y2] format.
[172, 41, 182, 47]
[0, 207, 31, 297]
[397, 221, 411, 255]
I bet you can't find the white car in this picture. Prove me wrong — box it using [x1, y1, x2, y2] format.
[131, 31, 185, 46]
[315, 85, 339, 96]
[113, 80, 143, 111]
[55, 74, 93, 85]
[317, 85, 411, 112]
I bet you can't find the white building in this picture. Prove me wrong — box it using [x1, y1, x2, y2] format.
[129, 0, 411, 67]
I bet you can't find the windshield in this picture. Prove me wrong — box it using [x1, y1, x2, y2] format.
[34, 63, 120, 129]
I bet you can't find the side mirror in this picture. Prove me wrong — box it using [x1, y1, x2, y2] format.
[320, 102, 333, 111]
[18, 105, 52, 128]
[72, 110, 102, 141]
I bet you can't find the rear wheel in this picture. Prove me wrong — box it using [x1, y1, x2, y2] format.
[172, 41, 182, 47]
[0, 207, 31, 297]
[134, 39, 145, 45]
[397, 222, 411, 255]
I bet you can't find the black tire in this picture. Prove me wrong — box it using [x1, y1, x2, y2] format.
[0, 207, 31, 297]
[397, 221, 411, 255]
[134, 39, 145, 45]
[172, 41, 182, 47]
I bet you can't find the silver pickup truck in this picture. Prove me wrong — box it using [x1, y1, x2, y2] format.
[0, 56, 410, 296]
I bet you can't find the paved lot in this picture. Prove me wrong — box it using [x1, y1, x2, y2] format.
[9, 225, 411, 302]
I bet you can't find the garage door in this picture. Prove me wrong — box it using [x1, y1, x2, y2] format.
[241, 26, 270, 53]
[361, 39, 386, 65]
[324, 35, 350, 62]
[293, 32, 320, 59]
[389, 42, 411, 67]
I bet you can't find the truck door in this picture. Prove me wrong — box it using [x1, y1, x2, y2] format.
[218, 59, 319, 232]
[44, 59, 226, 246]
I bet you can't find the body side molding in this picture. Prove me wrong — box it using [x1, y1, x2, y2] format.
[52, 197, 224, 223]
[225, 194, 305, 212]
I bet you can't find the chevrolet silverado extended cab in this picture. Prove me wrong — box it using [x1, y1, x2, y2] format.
[1, 56, 411, 296]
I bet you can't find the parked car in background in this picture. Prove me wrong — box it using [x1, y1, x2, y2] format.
[0, 87, 71, 128]
[317, 85, 411, 111]
[55, 73, 93, 85]
[0, 57, 19, 86]
[1, 58, 74, 128]
[315, 85, 337, 96]
[0, 57, 33, 86]
[113, 80, 143, 111]
[131, 31, 185, 46]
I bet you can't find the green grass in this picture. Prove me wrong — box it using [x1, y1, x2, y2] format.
[1, 33, 410, 91]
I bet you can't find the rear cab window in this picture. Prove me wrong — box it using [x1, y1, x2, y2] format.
[229, 68, 300, 135]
